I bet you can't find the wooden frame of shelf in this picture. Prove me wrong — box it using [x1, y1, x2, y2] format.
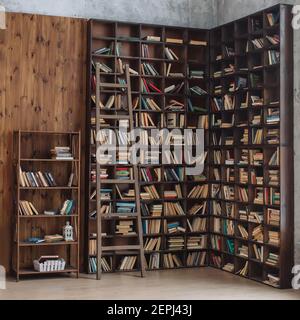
[208, 4, 294, 289]
[86, 20, 210, 273]
[13, 130, 81, 281]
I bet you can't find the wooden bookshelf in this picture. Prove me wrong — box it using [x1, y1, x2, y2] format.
[85, 4, 294, 288]
[209, 4, 294, 289]
[13, 131, 81, 281]
[86, 20, 210, 273]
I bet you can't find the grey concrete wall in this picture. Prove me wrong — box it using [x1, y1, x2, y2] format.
[1, 0, 215, 28]
[213, 0, 300, 264]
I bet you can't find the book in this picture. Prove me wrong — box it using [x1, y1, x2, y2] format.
[50, 146, 73, 160]
[166, 37, 183, 44]
[143, 35, 161, 42]
[266, 12, 280, 26]
[164, 47, 179, 61]
[19, 201, 39, 216]
[189, 39, 207, 46]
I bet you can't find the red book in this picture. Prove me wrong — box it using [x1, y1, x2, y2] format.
[142, 78, 150, 93]
[148, 81, 162, 93]
[146, 168, 153, 182]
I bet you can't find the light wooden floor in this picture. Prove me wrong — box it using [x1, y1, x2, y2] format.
[0, 268, 300, 300]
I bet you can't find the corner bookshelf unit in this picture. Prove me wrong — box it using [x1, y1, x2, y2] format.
[209, 4, 294, 289]
[13, 131, 81, 281]
[85, 4, 294, 288]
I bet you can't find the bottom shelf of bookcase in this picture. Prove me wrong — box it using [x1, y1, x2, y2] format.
[18, 266, 78, 275]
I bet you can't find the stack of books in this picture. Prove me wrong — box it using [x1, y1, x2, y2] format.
[252, 225, 264, 243]
[187, 236, 207, 250]
[264, 274, 280, 288]
[266, 128, 280, 145]
[100, 189, 112, 200]
[239, 168, 248, 184]
[167, 237, 184, 250]
[268, 231, 280, 246]
[266, 253, 279, 266]
[44, 234, 65, 243]
[249, 211, 263, 223]
[254, 188, 264, 205]
[50, 146, 73, 160]
[267, 208, 280, 226]
[116, 202, 136, 215]
[167, 222, 186, 234]
[250, 150, 263, 166]
[238, 245, 248, 258]
[115, 220, 136, 235]
[189, 70, 205, 79]
[268, 170, 279, 186]
[223, 263, 235, 273]
[266, 108, 280, 124]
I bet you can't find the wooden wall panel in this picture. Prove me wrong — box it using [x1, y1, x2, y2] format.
[0, 13, 86, 271]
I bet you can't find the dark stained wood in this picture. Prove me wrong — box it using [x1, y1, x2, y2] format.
[279, 4, 294, 289]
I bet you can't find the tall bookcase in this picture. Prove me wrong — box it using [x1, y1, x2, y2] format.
[208, 4, 294, 289]
[85, 4, 294, 288]
[13, 131, 81, 281]
[86, 21, 210, 273]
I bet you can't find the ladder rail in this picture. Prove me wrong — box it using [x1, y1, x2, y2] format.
[95, 63, 145, 278]
[125, 65, 146, 277]
[96, 65, 103, 280]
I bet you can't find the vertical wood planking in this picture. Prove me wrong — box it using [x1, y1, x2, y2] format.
[0, 13, 86, 272]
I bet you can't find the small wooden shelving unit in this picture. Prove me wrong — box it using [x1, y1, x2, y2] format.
[13, 131, 81, 281]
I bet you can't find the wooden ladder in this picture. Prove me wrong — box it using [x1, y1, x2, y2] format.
[95, 63, 145, 279]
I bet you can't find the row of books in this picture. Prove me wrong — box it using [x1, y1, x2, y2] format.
[19, 168, 57, 188]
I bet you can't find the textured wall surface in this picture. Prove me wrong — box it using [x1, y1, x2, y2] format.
[214, 0, 300, 264]
[1, 0, 216, 28]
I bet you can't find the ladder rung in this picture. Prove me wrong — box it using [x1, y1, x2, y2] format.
[102, 214, 138, 219]
[99, 115, 130, 120]
[99, 83, 128, 89]
[102, 245, 141, 252]
[101, 179, 135, 184]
